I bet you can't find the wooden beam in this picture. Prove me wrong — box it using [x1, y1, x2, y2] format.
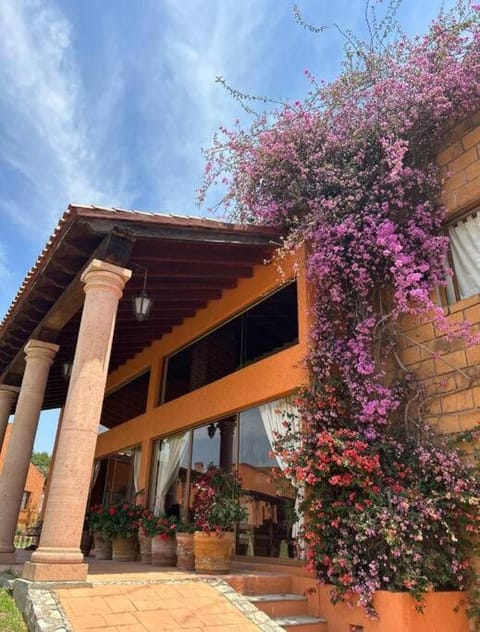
[1, 228, 136, 381]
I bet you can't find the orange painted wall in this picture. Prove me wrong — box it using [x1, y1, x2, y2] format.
[398, 113, 480, 436]
[0, 424, 45, 529]
[95, 248, 310, 497]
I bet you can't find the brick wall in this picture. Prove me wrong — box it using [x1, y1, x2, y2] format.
[398, 113, 480, 435]
[438, 111, 480, 217]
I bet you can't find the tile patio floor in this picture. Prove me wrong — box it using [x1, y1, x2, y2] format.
[2, 552, 282, 632]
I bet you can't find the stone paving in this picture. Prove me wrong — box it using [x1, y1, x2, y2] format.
[1, 552, 285, 632]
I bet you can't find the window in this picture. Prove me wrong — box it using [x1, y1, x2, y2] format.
[446, 209, 480, 303]
[20, 491, 31, 510]
[162, 282, 299, 403]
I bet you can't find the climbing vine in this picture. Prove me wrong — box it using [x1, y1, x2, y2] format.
[201, 1, 480, 619]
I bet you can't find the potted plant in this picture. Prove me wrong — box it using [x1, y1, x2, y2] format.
[175, 521, 196, 571]
[151, 514, 178, 566]
[192, 465, 247, 573]
[138, 509, 158, 564]
[107, 502, 142, 562]
[87, 504, 113, 560]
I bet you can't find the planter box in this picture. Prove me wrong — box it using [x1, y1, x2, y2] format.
[315, 585, 469, 632]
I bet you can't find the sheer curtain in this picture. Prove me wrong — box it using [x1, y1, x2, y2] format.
[259, 397, 304, 543]
[449, 212, 480, 300]
[132, 446, 142, 495]
[153, 433, 188, 515]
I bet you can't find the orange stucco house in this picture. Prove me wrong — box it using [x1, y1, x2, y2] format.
[0, 423, 44, 530]
[0, 114, 478, 630]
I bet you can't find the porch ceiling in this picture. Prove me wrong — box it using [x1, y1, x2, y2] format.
[0, 205, 281, 412]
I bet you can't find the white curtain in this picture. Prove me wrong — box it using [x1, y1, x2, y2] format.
[153, 433, 188, 515]
[259, 397, 304, 543]
[449, 212, 480, 300]
[89, 460, 101, 491]
[133, 446, 142, 495]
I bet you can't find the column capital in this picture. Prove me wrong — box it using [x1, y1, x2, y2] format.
[0, 385, 20, 403]
[81, 259, 132, 298]
[24, 339, 59, 365]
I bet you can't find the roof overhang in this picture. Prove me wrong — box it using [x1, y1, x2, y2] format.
[0, 205, 281, 410]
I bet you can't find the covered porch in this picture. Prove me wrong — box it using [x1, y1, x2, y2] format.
[0, 204, 309, 583]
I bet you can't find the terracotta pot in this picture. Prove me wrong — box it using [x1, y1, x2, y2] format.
[93, 532, 112, 560]
[176, 533, 194, 571]
[111, 534, 138, 562]
[80, 530, 93, 557]
[151, 535, 177, 566]
[193, 531, 234, 574]
[138, 533, 152, 564]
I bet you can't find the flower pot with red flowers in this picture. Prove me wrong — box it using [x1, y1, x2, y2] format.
[138, 510, 160, 564]
[192, 465, 247, 574]
[107, 503, 142, 562]
[86, 504, 114, 560]
[151, 515, 178, 567]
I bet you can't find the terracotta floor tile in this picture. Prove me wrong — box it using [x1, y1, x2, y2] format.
[56, 587, 94, 599]
[103, 595, 138, 613]
[121, 586, 160, 600]
[173, 583, 213, 598]
[109, 625, 146, 632]
[129, 599, 167, 611]
[67, 596, 111, 616]
[135, 609, 180, 631]
[168, 608, 203, 627]
[90, 585, 126, 596]
[103, 612, 139, 626]
[68, 613, 107, 629]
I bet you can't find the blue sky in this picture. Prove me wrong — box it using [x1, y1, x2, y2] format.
[0, 0, 455, 453]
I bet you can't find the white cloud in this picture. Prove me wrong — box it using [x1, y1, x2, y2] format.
[0, 0, 130, 234]
[141, 0, 284, 216]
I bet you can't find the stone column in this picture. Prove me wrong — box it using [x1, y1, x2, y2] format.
[38, 408, 64, 522]
[23, 259, 131, 582]
[0, 385, 20, 453]
[0, 341, 59, 563]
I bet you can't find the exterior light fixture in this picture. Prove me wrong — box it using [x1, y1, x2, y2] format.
[207, 423, 217, 439]
[132, 264, 153, 322]
[62, 361, 73, 381]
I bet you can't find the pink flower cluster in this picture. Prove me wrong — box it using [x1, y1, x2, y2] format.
[201, 1, 480, 619]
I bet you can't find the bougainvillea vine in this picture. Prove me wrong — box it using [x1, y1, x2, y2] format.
[201, 1, 480, 618]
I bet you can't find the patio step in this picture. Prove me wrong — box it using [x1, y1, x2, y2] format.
[274, 614, 328, 632]
[247, 592, 327, 632]
[248, 593, 309, 618]
[224, 572, 292, 595]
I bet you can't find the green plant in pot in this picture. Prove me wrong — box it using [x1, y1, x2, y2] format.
[87, 504, 115, 560]
[192, 465, 248, 573]
[107, 502, 143, 562]
[150, 514, 178, 567]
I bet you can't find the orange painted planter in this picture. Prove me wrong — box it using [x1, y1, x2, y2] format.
[194, 531, 234, 574]
[316, 584, 469, 632]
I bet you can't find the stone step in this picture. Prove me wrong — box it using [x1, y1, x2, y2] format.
[248, 593, 309, 618]
[274, 613, 328, 632]
[225, 572, 292, 595]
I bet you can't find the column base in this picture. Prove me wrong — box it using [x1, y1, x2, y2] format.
[0, 551, 18, 565]
[22, 561, 88, 582]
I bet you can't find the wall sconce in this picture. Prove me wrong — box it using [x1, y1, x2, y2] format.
[62, 361, 73, 381]
[207, 423, 217, 439]
[132, 264, 153, 322]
